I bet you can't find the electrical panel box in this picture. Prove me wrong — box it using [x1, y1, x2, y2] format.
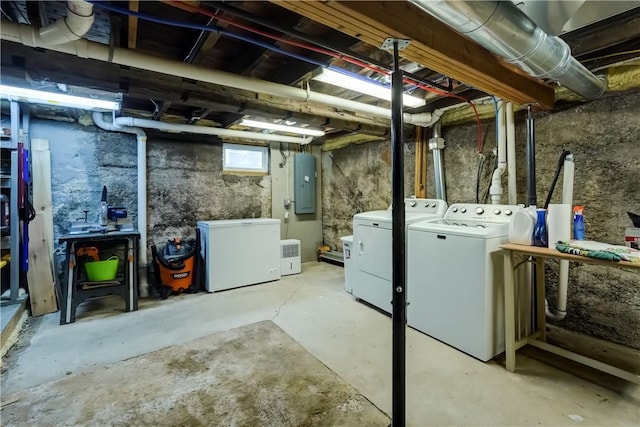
[294, 153, 316, 214]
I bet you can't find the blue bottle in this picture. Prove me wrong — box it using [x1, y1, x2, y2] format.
[533, 208, 548, 247]
[573, 206, 585, 240]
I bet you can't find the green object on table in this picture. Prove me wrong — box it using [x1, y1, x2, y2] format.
[84, 256, 119, 281]
[555, 243, 623, 262]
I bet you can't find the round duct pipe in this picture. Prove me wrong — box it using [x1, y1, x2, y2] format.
[409, 0, 606, 100]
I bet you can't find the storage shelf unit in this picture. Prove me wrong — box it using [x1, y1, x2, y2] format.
[1, 101, 27, 306]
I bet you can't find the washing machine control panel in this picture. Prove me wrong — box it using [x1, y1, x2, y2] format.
[444, 204, 521, 223]
[403, 198, 448, 215]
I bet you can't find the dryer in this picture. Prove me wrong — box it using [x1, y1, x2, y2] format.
[352, 198, 447, 313]
[407, 203, 523, 361]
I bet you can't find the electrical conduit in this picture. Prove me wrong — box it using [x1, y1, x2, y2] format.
[92, 112, 150, 298]
[489, 99, 507, 204]
[37, 0, 94, 45]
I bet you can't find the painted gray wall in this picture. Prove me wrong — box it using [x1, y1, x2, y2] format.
[270, 144, 323, 262]
[320, 91, 640, 349]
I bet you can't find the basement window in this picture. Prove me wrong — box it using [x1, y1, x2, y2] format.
[222, 143, 269, 175]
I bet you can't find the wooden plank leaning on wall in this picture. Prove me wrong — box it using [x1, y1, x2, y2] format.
[27, 139, 58, 316]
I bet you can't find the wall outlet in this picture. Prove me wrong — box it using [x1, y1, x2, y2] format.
[284, 211, 289, 219]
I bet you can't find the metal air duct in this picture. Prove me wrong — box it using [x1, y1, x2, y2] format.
[409, 0, 607, 100]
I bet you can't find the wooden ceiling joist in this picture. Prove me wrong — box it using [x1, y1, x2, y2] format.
[274, 1, 554, 109]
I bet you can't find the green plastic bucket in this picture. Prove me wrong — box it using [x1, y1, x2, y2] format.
[84, 256, 119, 281]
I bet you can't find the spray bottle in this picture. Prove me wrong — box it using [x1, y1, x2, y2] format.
[573, 205, 585, 240]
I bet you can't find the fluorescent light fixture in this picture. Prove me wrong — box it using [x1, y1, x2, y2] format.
[240, 119, 325, 137]
[0, 85, 120, 111]
[312, 68, 426, 108]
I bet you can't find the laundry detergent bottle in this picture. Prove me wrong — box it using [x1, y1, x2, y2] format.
[573, 205, 585, 240]
[533, 208, 548, 247]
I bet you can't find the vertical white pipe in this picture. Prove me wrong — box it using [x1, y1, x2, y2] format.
[562, 154, 575, 206]
[137, 135, 149, 298]
[497, 100, 506, 165]
[92, 112, 149, 297]
[490, 99, 507, 204]
[556, 154, 575, 318]
[546, 154, 575, 321]
[506, 102, 517, 204]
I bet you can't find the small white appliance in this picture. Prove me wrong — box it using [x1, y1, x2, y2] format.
[352, 198, 447, 313]
[197, 218, 281, 292]
[280, 239, 301, 275]
[340, 235, 354, 293]
[407, 203, 523, 361]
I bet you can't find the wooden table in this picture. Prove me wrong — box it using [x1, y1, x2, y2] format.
[501, 243, 640, 384]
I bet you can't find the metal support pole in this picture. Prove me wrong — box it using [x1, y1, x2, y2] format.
[10, 102, 21, 302]
[390, 40, 406, 427]
[525, 105, 538, 330]
[526, 105, 536, 207]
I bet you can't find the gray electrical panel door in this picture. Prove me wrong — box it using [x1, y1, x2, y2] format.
[294, 153, 316, 214]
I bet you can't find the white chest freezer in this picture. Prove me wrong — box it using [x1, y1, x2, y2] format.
[197, 218, 281, 292]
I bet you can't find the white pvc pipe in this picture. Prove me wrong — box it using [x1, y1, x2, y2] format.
[546, 154, 574, 321]
[37, 1, 94, 45]
[92, 112, 150, 298]
[489, 99, 507, 204]
[2, 21, 438, 127]
[506, 102, 517, 204]
[113, 117, 313, 144]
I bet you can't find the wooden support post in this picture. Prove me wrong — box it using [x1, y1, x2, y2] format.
[414, 127, 427, 198]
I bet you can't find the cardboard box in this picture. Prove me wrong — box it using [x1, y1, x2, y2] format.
[625, 227, 640, 250]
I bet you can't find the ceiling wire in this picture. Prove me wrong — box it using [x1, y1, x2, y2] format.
[169, 1, 484, 151]
[90, 0, 484, 151]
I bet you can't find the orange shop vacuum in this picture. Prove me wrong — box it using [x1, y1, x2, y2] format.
[151, 229, 202, 299]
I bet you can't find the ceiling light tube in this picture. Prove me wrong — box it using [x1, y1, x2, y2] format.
[0, 85, 120, 111]
[240, 119, 325, 137]
[312, 68, 426, 108]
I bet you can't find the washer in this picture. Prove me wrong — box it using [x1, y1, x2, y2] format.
[352, 198, 447, 313]
[407, 203, 521, 361]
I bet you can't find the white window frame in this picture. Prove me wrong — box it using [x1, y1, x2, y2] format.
[222, 143, 269, 174]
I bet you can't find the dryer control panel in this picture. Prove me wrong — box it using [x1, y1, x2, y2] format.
[398, 198, 448, 216]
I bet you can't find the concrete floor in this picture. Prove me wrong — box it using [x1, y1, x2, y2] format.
[2, 262, 639, 426]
